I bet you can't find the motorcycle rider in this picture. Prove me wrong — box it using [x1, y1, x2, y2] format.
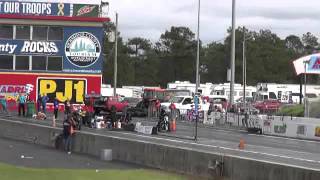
[157, 108, 169, 132]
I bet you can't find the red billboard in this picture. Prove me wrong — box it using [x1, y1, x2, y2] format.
[0, 72, 101, 110]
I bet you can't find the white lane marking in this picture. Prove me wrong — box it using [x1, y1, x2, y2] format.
[202, 138, 320, 159]
[135, 119, 247, 133]
[248, 133, 320, 144]
[136, 118, 320, 143]
[2, 118, 320, 169]
[107, 130, 320, 164]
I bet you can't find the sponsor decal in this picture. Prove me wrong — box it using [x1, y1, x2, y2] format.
[76, 5, 96, 16]
[21, 41, 58, 54]
[309, 56, 320, 70]
[0, 1, 71, 17]
[297, 125, 306, 136]
[274, 123, 287, 134]
[25, 84, 34, 94]
[73, 4, 99, 17]
[0, 2, 52, 15]
[0, 43, 17, 54]
[0, 40, 60, 55]
[38, 78, 86, 104]
[315, 127, 320, 137]
[65, 32, 101, 67]
[0, 85, 26, 103]
[0, 85, 25, 94]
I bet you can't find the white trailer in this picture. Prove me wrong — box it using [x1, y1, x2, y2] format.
[256, 83, 320, 103]
[167, 81, 216, 96]
[210, 83, 256, 101]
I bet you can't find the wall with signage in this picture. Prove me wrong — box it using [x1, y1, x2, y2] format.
[0, 0, 106, 108]
[0, 1, 99, 17]
[0, 72, 101, 106]
[63, 27, 103, 74]
[293, 53, 320, 75]
[0, 26, 103, 74]
[258, 115, 320, 141]
[14, 0, 102, 5]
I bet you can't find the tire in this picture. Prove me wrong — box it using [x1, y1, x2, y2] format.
[176, 110, 180, 120]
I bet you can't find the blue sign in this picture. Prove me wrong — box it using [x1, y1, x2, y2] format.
[0, 1, 70, 16]
[0, 26, 104, 74]
[0, 39, 63, 55]
[308, 56, 320, 73]
[194, 95, 199, 114]
[63, 27, 103, 74]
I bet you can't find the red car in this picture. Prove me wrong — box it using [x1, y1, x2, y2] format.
[254, 99, 281, 113]
[106, 96, 129, 112]
[85, 95, 129, 113]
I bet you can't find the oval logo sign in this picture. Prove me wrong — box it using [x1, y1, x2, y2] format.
[65, 32, 101, 67]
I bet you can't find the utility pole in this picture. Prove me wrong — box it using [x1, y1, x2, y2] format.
[303, 60, 309, 117]
[230, 0, 236, 105]
[242, 27, 246, 112]
[194, 0, 201, 141]
[113, 12, 118, 97]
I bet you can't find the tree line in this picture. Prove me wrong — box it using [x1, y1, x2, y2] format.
[103, 24, 320, 88]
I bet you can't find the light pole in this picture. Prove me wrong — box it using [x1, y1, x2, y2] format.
[100, 0, 109, 17]
[113, 12, 118, 97]
[230, 0, 236, 105]
[194, 0, 201, 141]
[303, 59, 310, 117]
[242, 27, 251, 112]
[101, 1, 110, 85]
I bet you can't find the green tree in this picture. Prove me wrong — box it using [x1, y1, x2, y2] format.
[302, 32, 319, 54]
[285, 35, 304, 55]
[156, 26, 197, 86]
[128, 37, 152, 57]
[201, 42, 227, 83]
[127, 37, 154, 85]
[103, 22, 134, 86]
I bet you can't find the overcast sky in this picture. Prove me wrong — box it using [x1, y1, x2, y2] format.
[107, 0, 320, 44]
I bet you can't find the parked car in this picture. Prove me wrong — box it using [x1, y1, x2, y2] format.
[208, 95, 228, 111]
[85, 95, 129, 114]
[235, 97, 254, 103]
[253, 99, 281, 114]
[127, 101, 148, 117]
[161, 96, 210, 115]
[233, 102, 260, 114]
[123, 97, 142, 108]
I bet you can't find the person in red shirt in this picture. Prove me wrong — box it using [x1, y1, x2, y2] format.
[169, 102, 176, 120]
[155, 99, 161, 117]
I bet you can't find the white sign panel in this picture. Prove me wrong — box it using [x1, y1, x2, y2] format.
[293, 53, 320, 75]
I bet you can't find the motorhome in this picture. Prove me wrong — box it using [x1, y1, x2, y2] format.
[167, 81, 216, 96]
[209, 83, 256, 101]
[255, 83, 320, 103]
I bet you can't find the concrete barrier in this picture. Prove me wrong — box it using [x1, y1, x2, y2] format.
[0, 119, 319, 180]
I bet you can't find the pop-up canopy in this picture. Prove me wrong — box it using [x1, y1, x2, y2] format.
[293, 53, 320, 75]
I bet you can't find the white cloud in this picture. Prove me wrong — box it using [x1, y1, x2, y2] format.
[107, 0, 320, 43]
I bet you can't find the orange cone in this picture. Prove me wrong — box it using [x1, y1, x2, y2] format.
[172, 119, 176, 131]
[170, 119, 176, 132]
[238, 138, 245, 150]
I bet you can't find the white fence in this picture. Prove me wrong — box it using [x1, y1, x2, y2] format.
[198, 112, 320, 141]
[258, 115, 320, 141]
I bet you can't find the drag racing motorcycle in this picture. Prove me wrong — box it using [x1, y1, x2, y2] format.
[157, 109, 169, 132]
